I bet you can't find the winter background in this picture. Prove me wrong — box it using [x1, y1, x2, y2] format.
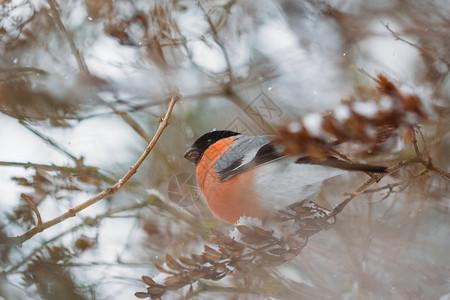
[0, 0, 449, 299]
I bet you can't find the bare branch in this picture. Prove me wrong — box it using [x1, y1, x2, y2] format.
[331, 158, 413, 215]
[21, 193, 42, 225]
[196, 1, 233, 80]
[384, 23, 450, 68]
[47, 0, 90, 75]
[411, 127, 450, 180]
[384, 23, 450, 96]
[0, 161, 115, 184]
[19, 121, 81, 163]
[2, 197, 158, 276]
[3, 91, 181, 246]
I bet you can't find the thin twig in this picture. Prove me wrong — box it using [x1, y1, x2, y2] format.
[195, 2, 269, 133]
[19, 121, 80, 163]
[173, 7, 268, 135]
[99, 96, 174, 168]
[384, 23, 450, 68]
[3, 92, 181, 246]
[416, 127, 449, 179]
[0, 161, 115, 184]
[48, 0, 170, 168]
[2, 197, 160, 276]
[196, 1, 233, 81]
[331, 158, 412, 216]
[349, 64, 379, 82]
[384, 23, 450, 96]
[47, 0, 90, 75]
[109, 103, 153, 142]
[0, 67, 48, 82]
[193, 281, 263, 298]
[331, 176, 379, 216]
[35, 0, 172, 171]
[426, 162, 450, 180]
[20, 193, 42, 225]
[411, 127, 450, 180]
[365, 168, 428, 204]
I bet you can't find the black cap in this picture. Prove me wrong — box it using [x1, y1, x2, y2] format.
[184, 130, 240, 164]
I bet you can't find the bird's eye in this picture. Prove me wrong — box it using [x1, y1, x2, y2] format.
[207, 139, 212, 144]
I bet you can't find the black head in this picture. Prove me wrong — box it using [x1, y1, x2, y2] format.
[184, 130, 240, 164]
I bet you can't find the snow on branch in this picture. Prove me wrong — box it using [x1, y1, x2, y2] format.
[276, 74, 426, 159]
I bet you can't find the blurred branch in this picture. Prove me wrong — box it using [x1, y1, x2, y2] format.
[55, 89, 224, 121]
[58, 261, 154, 268]
[172, 6, 268, 134]
[0, 67, 48, 81]
[2, 196, 160, 276]
[336, 127, 449, 210]
[385, 23, 450, 95]
[97, 96, 174, 169]
[385, 23, 450, 68]
[47, 0, 89, 75]
[365, 168, 428, 203]
[3, 91, 181, 246]
[107, 103, 153, 142]
[47, 0, 174, 170]
[412, 127, 449, 180]
[148, 195, 209, 237]
[0, 160, 116, 184]
[196, 1, 233, 81]
[332, 158, 414, 215]
[19, 121, 81, 163]
[182, 4, 274, 134]
[20, 193, 42, 225]
[192, 281, 262, 298]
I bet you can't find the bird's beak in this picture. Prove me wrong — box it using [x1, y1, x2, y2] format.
[184, 147, 199, 164]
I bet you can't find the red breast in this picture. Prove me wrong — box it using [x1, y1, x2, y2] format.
[196, 136, 264, 224]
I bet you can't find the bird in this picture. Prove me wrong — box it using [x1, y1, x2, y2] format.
[184, 130, 386, 225]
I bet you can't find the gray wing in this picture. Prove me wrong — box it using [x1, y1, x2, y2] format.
[214, 135, 283, 181]
[215, 135, 387, 181]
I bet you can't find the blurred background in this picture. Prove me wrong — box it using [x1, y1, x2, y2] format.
[0, 0, 449, 299]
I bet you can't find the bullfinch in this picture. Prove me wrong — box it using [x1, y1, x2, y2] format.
[184, 130, 386, 225]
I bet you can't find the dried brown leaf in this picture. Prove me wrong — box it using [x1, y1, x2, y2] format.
[11, 177, 32, 186]
[252, 226, 274, 239]
[148, 285, 166, 296]
[240, 234, 269, 245]
[282, 252, 298, 261]
[204, 245, 222, 257]
[164, 273, 190, 289]
[178, 256, 198, 267]
[230, 259, 253, 269]
[154, 263, 174, 275]
[236, 225, 254, 236]
[142, 275, 158, 286]
[224, 241, 245, 252]
[165, 253, 182, 270]
[211, 270, 229, 281]
[189, 268, 210, 281]
[185, 285, 194, 299]
[191, 254, 207, 264]
[74, 235, 96, 251]
[203, 252, 222, 262]
[268, 248, 287, 255]
[134, 292, 150, 298]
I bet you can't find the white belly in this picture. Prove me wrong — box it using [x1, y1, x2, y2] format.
[253, 160, 344, 210]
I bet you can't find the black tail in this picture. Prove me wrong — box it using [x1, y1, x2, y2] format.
[295, 156, 387, 173]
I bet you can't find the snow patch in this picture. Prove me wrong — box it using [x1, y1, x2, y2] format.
[288, 122, 302, 133]
[153, 272, 171, 285]
[231, 216, 302, 241]
[334, 105, 351, 121]
[303, 113, 323, 137]
[353, 101, 379, 118]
